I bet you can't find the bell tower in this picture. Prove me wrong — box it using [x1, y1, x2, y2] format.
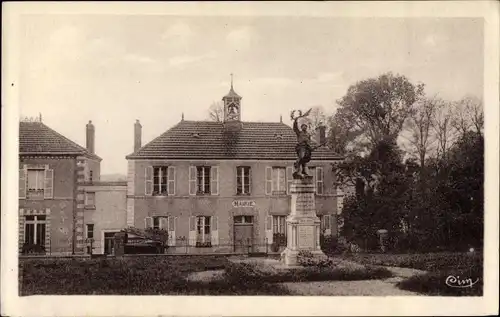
[222, 73, 242, 122]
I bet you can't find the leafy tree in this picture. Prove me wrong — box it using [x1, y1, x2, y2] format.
[332, 72, 425, 155]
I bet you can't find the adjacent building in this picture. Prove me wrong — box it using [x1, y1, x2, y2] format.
[19, 119, 128, 255]
[125, 83, 344, 254]
[19, 119, 102, 255]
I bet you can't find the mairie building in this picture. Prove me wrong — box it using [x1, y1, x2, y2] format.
[125, 83, 344, 254]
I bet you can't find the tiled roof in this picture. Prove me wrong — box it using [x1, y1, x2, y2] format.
[126, 120, 342, 160]
[19, 122, 102, 160]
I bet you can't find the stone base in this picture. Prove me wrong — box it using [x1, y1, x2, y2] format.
[280, 248, 326, 266]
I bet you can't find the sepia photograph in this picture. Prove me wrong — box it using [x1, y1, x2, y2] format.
[2, 1, 499, 316]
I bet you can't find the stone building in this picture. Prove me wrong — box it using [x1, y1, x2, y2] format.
[19, 119, 127, 255]
[19, 119, 101, 255]
[125, 83, 344, 253]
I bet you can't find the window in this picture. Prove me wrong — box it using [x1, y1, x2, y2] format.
[234, 215, 253, 224]
[86, 224, 94, 239]
[145, 166, 175, 196]
[153, 166, 168, 195]
[24, 215, 46, 246]
[196, 166, 211, 194]
[144, 216, 168, 230]
[310, 167, 324, 195]
[272, 216, 286, 235]
[153, 217, 161, 230]
[196, 216, 211, 243]
[27, 169, 45, 199]
[320, 215, 331, 234]
[272, 167, 286, 195]
[89, 170, 93, 182]
[27, 169, 44, 191]
[236, 166, 251, 195]
[85, 192, 95, 208]
[21, 166, 53, 200]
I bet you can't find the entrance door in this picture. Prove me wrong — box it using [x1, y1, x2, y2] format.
[104, 232, 116, 255]
[233, 216, 254, 253]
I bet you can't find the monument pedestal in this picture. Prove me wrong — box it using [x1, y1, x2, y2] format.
[281, 176, 326, 266]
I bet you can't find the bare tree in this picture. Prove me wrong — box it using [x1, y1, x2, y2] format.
[302, 105, 328, 133]
[452, 95, 484, 136]
[432, 99, 456, 161]
[402, 96, 439, 168]
[208, 101, 224, 122]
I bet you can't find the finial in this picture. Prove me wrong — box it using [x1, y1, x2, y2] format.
[230, 73, 234, 89]
[39, 113, 42, 122]
[181, 112, 184, 121]
[280, 114, 283, 123]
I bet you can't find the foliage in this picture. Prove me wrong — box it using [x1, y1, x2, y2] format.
[344, 251, 483, 271]
[224, 262, 393, 283]
[21, 243, 46, 255]
[20, 256, 229, 295]
[330, 72, 425, 154]
[297, 250, 334, 267]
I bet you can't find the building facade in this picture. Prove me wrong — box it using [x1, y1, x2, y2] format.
[125, 84, 344, 254]
[19, 119, 102, 255]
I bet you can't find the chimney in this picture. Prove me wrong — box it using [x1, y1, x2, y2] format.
[134, 120, 142, 152]
[86, 120, 95, 154]
[315, 124, 326, 145]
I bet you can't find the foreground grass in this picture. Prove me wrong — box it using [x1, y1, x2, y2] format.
[344, 251, 483, 296]
[20, 256, 394, 296]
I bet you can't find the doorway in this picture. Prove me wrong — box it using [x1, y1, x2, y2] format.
[233, 216, 254, 253]
[103, 231, 118, 255]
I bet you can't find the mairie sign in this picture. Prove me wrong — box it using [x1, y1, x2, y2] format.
[232, 200, 256, 208]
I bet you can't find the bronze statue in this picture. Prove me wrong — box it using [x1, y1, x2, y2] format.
[291, 108, 327, 179]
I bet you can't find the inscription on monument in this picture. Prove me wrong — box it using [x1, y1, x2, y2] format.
[297, 226, 314, 248]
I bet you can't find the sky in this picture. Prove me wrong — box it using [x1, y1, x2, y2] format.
[18, 15, 484, 175]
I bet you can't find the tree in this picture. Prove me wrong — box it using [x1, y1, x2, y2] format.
[302, 106, 328, 134]
[402, 96, 439, 171]
[208, 101, 224, 122]
[333, 72, 425, 155]
[432, 99, 456, 161]
[452, 95, 484, 136]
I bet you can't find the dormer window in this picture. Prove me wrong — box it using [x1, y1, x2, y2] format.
[275, 133, 284, 139]
[192, 133, 201, 138]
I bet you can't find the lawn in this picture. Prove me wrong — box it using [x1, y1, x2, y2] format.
[343, 251, 483, 296]
[19, 255, 394, 296]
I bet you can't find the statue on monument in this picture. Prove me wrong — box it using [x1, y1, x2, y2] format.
[291, 108, 327, 179]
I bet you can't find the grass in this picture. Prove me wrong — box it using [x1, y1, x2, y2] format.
[20, 255, 394, 296]
[344, 251, 483, 296]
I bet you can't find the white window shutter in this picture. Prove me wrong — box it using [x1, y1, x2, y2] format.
[211, 166, 219, 195]
[44, 169, 54, 199]
[189, 166, 197, 195]
[316, 167, 324, 195]
[286, 166, 293, 195]
[211, 216, 219, 246]
[144, 217, 153, 229]
[167, 216, 176, 246]
[265, 167, 272, 195]
[188, 216, 196, 246]
[167, 166, 176, 196]
[19, 168, 26, 199]
[159, 217, 168, 230]
[265, 215, 273, 244]
[145, 166, 153, 196]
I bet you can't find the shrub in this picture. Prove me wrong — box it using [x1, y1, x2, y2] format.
[21, 243, 46, 255]
[297, 250, 334, 268]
